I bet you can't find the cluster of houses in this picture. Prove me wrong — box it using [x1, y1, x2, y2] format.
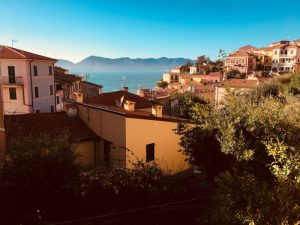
[0, 45, 189, 173]
[152, 39, 300, 107]
[224, 39, 300, 74]
[1, 39, 299, 174]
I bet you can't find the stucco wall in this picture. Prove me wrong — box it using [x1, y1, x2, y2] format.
[77, 105, 126, 166]
[0, 59, 55, 114]
[0, 59, 32, 114]
[76, 141, 95, 166]
[125, 117, 190, 173]
[31, 60, 55, 112]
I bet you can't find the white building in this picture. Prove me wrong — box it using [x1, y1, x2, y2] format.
[0, 45, 56, 114]
[271, 41, 300, 73]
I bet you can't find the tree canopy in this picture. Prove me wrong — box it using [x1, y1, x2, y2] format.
[177, 73, 300, 224]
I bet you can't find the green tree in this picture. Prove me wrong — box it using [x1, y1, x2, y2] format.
[156, 80, 168, 89]
[177, 74, 300, 224]
[0, 132, 81, 225]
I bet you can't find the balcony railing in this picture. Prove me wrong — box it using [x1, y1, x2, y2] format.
[0, 76, 23, 85]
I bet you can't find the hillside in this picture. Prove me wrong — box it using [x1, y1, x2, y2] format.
[56, 56, 192, 72]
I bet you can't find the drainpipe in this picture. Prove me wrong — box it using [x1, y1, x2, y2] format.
[0, 84, 6, 159]
[29, 60, 34, 113]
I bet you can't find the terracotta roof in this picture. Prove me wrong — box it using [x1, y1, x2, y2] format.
[238, 45, 257, 51]
[88, 90, 160, 109]
[4, 112, 100, 143]
[82, 81, 103, 88]
[255, 46, 273, 51]
[55, 73, 83, 83]
[55, 66, 69, 74]
[65, 99, 184, 123]
[216, 79, 259, 88]
[228, 51, 253, 57]
[207, 72, 223, 77]
[0, 45, 56, 61]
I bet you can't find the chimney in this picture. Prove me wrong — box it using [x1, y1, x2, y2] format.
[123, 86, 129, 92]
[124, 100, 135, 111]
[66, 106, 78, 117]
[0, 85, 6, 158]
[152, 105, 163, 117]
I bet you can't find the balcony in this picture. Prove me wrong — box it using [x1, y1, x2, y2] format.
[0, 76, 23, 85]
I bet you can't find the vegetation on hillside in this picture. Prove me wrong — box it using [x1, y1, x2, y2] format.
[177, 73, 300, 224]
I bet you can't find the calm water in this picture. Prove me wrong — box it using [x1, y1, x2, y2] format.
[72, 71, 163, 94]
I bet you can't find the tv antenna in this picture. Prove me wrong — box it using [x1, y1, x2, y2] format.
[11, 39, 18, 48]
[121, 76, 126, 88]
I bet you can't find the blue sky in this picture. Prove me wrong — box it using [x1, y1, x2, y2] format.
[1, 0, 300, 62]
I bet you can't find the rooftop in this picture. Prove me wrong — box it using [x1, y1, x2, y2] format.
[82, 80, 103, 88]
[88, 90, 160, 109]
[66, 99, 183, 123]
[216, 79, 259, 88]
[54, 72, 83, 83]
[5, 112, 100, 143]
[0, 45, 56, 61]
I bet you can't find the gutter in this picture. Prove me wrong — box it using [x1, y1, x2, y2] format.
[29, 60, 34, 112]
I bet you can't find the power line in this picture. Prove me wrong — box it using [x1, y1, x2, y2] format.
[50, 196, 212, 225]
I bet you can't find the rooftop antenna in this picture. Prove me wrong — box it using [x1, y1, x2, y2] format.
[121, 76, 126, 89]
[11, 39, 18, 48]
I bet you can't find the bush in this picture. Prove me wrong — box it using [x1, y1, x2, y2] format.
[156, 80, 168, 89]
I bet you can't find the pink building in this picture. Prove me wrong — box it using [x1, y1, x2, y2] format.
[224, 51, 256, 74]
[0, 46, 56, 114]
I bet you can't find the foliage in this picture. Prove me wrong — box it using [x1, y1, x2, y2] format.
[195, 55, 211, 66]
[79, 161, 177, 214]
[174, 93, 209, 119]
[0, 132, 82, 225]
[226, 69, 246, 79]
[156, 80, 168, 89]
[178, 73, 300, 224]
[0, 134, 179, 225]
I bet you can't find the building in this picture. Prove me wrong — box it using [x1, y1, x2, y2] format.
[224, 50, 256, 74]
[54, 67, 103, 110]
[253, 47, 273, 71]
[271, 41, 300, 73]
[215, 79, 259, 106]
[4, 111, 111, 167]
[0, 85, 5, 159]
[81, 81, 103, 102]
[162, 72, 179, 83]
[64, 90, 190, 173]
[0, 45, 57, 114]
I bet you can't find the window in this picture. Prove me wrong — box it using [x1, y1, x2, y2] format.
[9, 88, 17, 100]
[285, 50, 287, 54]
[51, 105, 54, 112]
[34, 87, 39, 98]
[274, 50, 277, 55]
[33, 66, 38, 76]
[36, 109, 40, 113]
[50, 85, 53, 95]
[146, 143, 155, 162]
[291, 50, 294, 54]
[8, 66, 16, 83]
[56, 96, 60, 104]
[49, 66, 53, 75]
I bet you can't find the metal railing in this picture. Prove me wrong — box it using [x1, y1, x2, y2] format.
[0, 76, 23, 85]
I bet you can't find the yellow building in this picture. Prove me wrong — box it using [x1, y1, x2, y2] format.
[253, 47, 273, 71]
[65, 90, 191, 173]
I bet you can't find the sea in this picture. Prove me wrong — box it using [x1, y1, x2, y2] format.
[72, 71, 163, 94]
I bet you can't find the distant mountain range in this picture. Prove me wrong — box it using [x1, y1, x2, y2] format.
[56, 56, 193, 72]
